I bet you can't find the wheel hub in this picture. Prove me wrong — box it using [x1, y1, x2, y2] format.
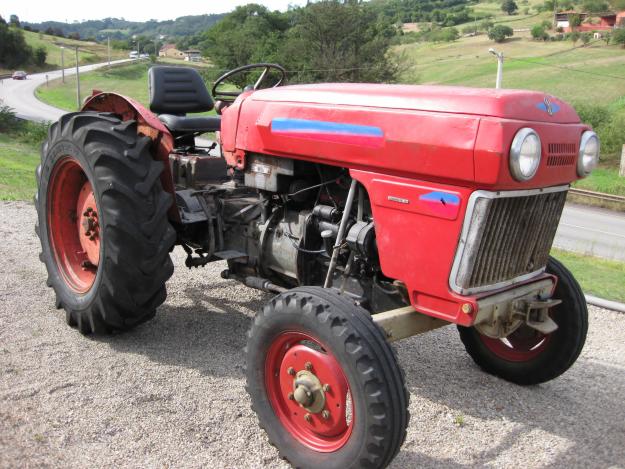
[76, 181, 100, 267]
[293, 369, 325, 413]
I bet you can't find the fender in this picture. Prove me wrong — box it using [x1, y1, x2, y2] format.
[82, 92, 180, 222]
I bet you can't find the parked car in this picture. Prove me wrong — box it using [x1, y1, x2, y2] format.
[128, 51, 139, 59]
[12, 71, 27, 80]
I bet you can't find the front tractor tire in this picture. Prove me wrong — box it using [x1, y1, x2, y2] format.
[246, 287, 409, 469]
[35, 112, 175, 334]
[458, 257, 588, 385]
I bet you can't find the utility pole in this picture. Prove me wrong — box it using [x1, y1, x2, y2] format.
[553, 0, 557, 29]
[60, 46, 65, 83]
[75, 46, 81, 110]
[107, 36, 111, 66]
[489, 48, 504, 89]
[620, 145, 625, 178]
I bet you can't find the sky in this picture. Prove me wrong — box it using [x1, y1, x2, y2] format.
[2, 0, 308, 23]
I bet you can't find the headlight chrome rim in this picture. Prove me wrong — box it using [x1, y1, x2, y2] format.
[577, 130, 599, 177]
[510, 128, 542, 182]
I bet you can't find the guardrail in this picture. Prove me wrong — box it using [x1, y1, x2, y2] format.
[0, 73, 13, 80]
[569, 188, 625, 204]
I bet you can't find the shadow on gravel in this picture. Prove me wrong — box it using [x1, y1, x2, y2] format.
[397, 328, 625, 467]
[100, 280, 270, 379]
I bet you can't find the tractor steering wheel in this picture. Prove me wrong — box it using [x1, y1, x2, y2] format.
[211, 63, 286, 103]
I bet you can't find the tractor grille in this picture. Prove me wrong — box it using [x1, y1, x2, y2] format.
[547, 143, 577, 167]
[451, 188, 568, 294]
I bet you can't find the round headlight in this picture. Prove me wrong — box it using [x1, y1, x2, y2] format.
[578, 131, 599, 177]
[510, 128, 541, 181]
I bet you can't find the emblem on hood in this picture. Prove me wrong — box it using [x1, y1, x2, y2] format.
[536, 96, 560, 116]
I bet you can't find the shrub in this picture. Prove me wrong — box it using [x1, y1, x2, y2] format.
[614, 28, 625, 48]
[488, 25, 514, 42]
[0, 101, 20, 133]
[501, 0, 519, 15]
[531, 24, 548, 40]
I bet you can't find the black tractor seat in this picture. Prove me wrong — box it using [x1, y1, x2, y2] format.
[158, 114, 221, 133]
[148, 66, 221, 136]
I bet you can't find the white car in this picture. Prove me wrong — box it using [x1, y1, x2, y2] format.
[129, 51, 139, 59]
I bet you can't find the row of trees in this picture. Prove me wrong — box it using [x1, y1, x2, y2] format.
[188, 2, 401, 84]
[0, 16, 47, 68]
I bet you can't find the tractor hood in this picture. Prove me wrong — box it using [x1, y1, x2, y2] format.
[222, 82, 587, 189]
[250, 83, 580, 124]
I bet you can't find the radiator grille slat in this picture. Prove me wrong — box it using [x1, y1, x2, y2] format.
[454, 189, 567, 292]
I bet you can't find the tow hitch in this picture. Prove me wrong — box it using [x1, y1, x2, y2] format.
[519, 298, 560, 334]
[474, 278, 560, 339]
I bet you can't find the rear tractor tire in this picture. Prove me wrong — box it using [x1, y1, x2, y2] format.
[35, 112, 176, 334]
[246, 287, 409, 469]
[458, 256, 588, 385]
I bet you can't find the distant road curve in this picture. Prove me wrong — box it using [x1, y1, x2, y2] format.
[0, 59, 134, 122]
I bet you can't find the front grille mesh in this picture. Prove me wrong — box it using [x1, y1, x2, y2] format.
[547, 143, 577, 167]
[454, 190, 567, 292]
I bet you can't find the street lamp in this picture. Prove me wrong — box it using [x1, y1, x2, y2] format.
[489, 48, 504, 89]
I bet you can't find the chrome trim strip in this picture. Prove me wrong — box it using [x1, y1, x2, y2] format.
[449, 185, 569, 296]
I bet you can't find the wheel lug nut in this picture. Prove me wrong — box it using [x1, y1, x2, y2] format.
[287, 367, 295, 376]
[322, 410, 330, 420]
[305, 361, 313, 371]
[322, 384, 330, 392]
[304, 413, 312, 423]
[287, 392, 294, 400]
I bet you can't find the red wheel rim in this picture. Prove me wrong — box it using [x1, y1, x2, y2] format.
[265, 331, 354, 452]
[480, 325, 551, 362]
[47, 157, 100, 293]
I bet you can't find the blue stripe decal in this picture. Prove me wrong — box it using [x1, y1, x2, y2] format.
[419, 192, 460, 205]
[272, 118, 383, 137]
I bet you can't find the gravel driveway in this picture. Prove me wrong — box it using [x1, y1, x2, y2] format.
[1, 201, 624, 469]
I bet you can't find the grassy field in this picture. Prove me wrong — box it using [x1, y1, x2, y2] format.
[573, 166, 625, 196]
[552, 248, 625, 303]
[0, 28, 128, 75]
[0, 134, 39, 201]
[36, 62, 151, 111]
[36, 61, 219, 114]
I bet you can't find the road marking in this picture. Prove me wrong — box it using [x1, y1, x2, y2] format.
[559, 223, 625, 240]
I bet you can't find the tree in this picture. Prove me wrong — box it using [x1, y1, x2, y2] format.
[488, 24, 514, 42]
[530, 24, 546, 41]
[280, 2, 400, 83]
[569, 31, 580, 45]
[568, 14, 582, 28]
[9, 14, 20, 27]
[33, 46, 47, 66]
[613, 28, 625, 48]
[580, 32, 591, 46]
[501, 0, 518, 15]
[582, 0, 609, 12]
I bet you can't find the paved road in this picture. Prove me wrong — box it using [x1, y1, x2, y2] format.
[555, 203, 625, 262]
[1, 62, 624, 262]
[0, 59, 134, 122]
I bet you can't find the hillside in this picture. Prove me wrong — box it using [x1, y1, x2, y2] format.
[23, 15, 226, 42]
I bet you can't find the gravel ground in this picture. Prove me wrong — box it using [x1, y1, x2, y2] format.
[1, 201, 624, 469]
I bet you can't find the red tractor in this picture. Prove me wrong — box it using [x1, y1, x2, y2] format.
[36, 64, 598, 468]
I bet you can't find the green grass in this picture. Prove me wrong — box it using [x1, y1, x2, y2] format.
[573, 166, 625, 196]
[0, 134, 39, 201]
[0, 29, 129, 75]
[36, 62, 152, 111]
[36, 61, 218, 116]
[552, 248, 625, 303]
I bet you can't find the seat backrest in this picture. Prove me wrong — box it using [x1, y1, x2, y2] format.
[148, 66, 213, 115]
